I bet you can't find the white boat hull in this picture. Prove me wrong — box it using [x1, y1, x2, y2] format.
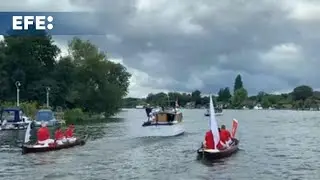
[35, 119, 58, 127]
[140, 123, 185, 137]
[0, 122, 30, 130]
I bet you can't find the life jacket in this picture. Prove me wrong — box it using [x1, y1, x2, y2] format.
[64, 127, 74, 138]
[204, 130, 215, 149]
[55, 129, 64, 140]
[220, 129, 231, 143]
[37, 127, 50, 141]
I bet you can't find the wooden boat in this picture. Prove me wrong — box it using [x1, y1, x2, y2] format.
[141, 107, 184, 137]
[198, 95, 239, 161]
[197, 138, 239, 160]
[21, 135, 88, 154]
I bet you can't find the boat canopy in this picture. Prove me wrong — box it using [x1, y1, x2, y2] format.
[35, 110, 54, 122]
[0, 107, 23, 122]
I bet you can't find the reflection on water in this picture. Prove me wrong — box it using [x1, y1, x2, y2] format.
[1, 109, 320, 179]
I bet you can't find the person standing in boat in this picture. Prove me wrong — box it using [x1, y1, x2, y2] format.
[65, 124, 76, 143]
[37, 122, 54, 145]
[54, 126, 66, 145]
[220, 125, 232, 146]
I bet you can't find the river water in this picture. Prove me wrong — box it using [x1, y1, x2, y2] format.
[0, 109, 320, 180]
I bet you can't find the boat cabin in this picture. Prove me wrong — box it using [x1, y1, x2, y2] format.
[35, 109, 58, 126]
[0, 107, 26, 123]
[154, 111, 183, 123]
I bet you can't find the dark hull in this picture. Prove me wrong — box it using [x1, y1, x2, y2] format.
[142, 121, 174, 126]
[204, 113, 223, 117]
[197, 138, 239, 160]
[21, 136, 88, 154]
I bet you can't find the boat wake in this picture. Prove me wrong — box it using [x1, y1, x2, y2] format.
[0, 145, 21, 153]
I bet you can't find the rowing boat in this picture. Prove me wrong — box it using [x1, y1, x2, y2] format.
[197, 138, 239, 160]
[21, 135, 88, 154]
[198, 95, 240, 161]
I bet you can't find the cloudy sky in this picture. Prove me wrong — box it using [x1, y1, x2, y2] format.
[1, 0, 320, 98]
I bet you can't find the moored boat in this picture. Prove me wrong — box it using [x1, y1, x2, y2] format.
[0, 107, 32, 130]
[198, 95, 239, 161]
[141, 103, 184, 137]
[34, 109, 59, 127]
[135, 105, 144, 109]
[204, 107, 223, 116]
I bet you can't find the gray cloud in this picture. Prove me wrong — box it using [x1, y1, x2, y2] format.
[2, 0, 320, 97]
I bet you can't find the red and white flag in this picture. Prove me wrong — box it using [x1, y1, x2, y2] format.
[231, 119, 238, 138]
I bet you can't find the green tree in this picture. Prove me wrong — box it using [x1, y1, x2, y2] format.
[217, 87, 232, 102]
[222, 87, 232, 101]
[261, 96, 271, 108]
[146, 92, 169, 107]
[191, 90, 202, 106]
[304, 97, 313, 109]
[1, 30, 60, 102]
[51, 56, 77, 107]
[233, 74, 243, 93]
[66, 37, 131, 115]
[217, 88, 224, 102]
[232, 88, 248, 108]
[257, 91, 266, 102]
[292, 85, 313, 101]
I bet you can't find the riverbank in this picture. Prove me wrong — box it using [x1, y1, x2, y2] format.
[0, 101, 114, 125]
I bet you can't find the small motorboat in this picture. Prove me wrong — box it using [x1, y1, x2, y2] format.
[21, 135, 88, 154]
[197, 138, 239, 160]
[141, 100, 184, 137]
[34, 109, 59, 127]
[204, 108, 223, 116]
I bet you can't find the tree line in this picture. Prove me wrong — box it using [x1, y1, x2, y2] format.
[0, 29, 131, 122]
[123, 74, 320, 110]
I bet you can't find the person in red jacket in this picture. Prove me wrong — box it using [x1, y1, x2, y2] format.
[220, 125, 232, 146]
[203, 129, 225, 150]
[37, 122, 54, 145]
[217, 128, 228, 150]
[54, 126, 66, 145]
[65, 124, 76, 143]
[203, 130, 214, 149]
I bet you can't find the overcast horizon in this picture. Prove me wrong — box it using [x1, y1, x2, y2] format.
[1, 0, 320, 98]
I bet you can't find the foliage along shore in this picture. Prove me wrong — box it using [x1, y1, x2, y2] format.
[0, 28, 131, 124]
[0, 101, 106, 124]
[124, 74, 320, 110]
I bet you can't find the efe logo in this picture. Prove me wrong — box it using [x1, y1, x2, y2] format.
[12, 16, 53, 30]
